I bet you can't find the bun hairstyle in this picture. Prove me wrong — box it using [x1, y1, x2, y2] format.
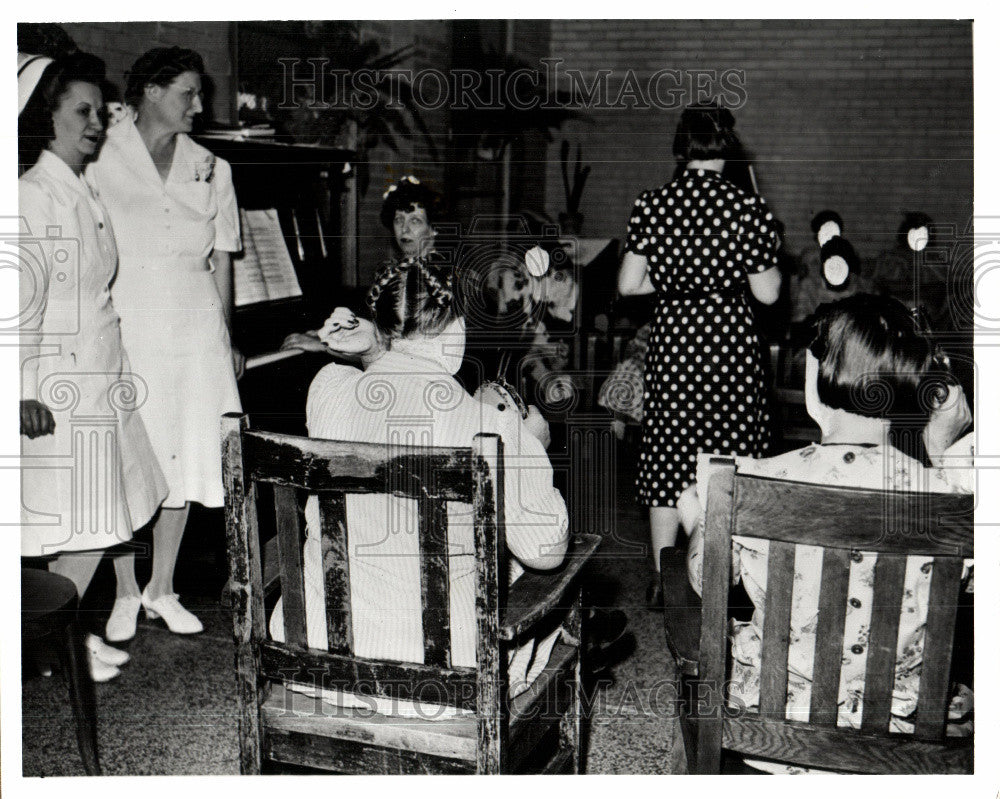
[672, 103, 740, 162]
[379, 176, 443, 230]
[807, 293, 952, 426]
[19, 51, 107, 170]
[124, 46, 205, 109]
[366, 253, 458, 342]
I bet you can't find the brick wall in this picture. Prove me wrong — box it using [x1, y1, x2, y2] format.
[545, 19, 973, 263]
[60, 22, 236, 124]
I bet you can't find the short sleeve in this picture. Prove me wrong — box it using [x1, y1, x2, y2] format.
[212, 157, 241, 253]
[624, 193, 649, 255]
[737, 194, 780, 275]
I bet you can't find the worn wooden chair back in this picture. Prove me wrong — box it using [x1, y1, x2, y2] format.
[693, 461, 973, 774]
[222, 412, 596, 774]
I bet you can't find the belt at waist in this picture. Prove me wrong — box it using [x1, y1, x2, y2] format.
[129, 257, 213, 274]
[658, 290, 744, 303]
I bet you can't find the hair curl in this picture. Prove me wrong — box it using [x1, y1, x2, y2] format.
[124, 47, 205, 109]
[379, 177, 443, 230]
[19, 51, 106, 170]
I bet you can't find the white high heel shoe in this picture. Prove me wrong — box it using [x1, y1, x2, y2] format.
[86, 650, 120, 683]
[105, 595, 142, 642]
[85, 634, 130, 667]
[141, 588, 203, 635]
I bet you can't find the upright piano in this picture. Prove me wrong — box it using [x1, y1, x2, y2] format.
[196, 136, 360, 434]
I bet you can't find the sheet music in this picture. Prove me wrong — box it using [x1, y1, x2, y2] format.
[234, 208, 302, 307]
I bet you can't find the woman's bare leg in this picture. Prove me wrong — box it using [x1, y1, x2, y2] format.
[48, 552, 103, 600]
[649, 506, 680, 571]
[144, 503, 191, 600]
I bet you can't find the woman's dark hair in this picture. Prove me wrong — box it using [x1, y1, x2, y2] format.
[897, 211, 934, 250]
[811, 209, 844, 237]
[672, 104, 740, 162]
[807, 294, 952, 450]
[367, 253, 458, 342]
[19, 52, 106, 170]
[124, 47, 205, 109]
[379, 177, 443, 230]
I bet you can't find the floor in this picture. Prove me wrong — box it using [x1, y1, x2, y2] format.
[20, 434, 690, 776]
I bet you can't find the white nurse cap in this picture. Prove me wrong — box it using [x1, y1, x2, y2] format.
[18, 52, 54, 115]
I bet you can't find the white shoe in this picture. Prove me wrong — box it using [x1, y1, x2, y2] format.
[87, 650, 120, 683]
[85, 634, 130, 667]
[141, 588, 203, 635]
[105, 595, 142, 642]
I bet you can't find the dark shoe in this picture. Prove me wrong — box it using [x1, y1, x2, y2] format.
[646, 575, 663, 609]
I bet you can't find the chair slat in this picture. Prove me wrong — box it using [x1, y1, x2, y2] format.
[809, 548, 850, 725]
[318, 495, 353, 656]
[914, 556, 964, 739]
[418, 493, 452, 668]
[861, 553, 907, 733]
[472, 434, 504, 775]
[759, 541, 795, 719]
[695, 465, 735, 774]
[274, 485, 307, 648]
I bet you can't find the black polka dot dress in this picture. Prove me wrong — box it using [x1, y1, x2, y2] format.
[625, 169, 779, 506]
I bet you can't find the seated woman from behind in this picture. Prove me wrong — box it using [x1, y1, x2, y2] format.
[270, 252, 569, 708]
[681, 294, 973, 758]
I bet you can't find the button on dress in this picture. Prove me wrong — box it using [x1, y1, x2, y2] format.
[19, 150, 168, 556]
[624, 169, 778, 506]
[87, 117, 242, 508]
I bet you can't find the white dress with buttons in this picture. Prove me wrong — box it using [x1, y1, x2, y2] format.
[88, 116, 242, 508]
[19, 151, 168, 556]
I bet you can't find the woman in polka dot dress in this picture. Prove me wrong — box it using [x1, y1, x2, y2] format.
[618, 105, 782, 604]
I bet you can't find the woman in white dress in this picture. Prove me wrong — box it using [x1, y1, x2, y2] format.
[87, 47, 242, 640]
[18, 52, 168, 680]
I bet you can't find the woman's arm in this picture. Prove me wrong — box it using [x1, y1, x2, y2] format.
[209, 250, 244, 379]
[747, 265, 781, 305]
[618, 251, 655, 296]
[19, 182, 57, 437]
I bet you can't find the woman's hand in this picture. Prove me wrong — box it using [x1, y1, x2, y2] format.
[924, 383, 973, 466]
[231, 346, 246, 380]
[281, 330, 330, 354]
[677, 484, 701, 536]
[317, 308, 379, 360]
[21, 399, 56, 439]
[523, 405, 552, 450]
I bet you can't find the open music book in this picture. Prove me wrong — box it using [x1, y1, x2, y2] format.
[234, 208, 302, 307]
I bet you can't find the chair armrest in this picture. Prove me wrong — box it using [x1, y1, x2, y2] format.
[660, 547, 701, 677]
[501, 534, 602, 641]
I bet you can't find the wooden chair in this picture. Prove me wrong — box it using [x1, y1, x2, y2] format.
[21, 568, 101, 774]
[221, 413, 601, 774]
[661, 461, 973, 774]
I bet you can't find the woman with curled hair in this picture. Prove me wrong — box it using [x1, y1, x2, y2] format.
[87, 46, 243, 642]
[18, 52, 168, 681]
[281, 175, 444, 356]
[269, 252, 569, 706]
[681, 294, 973, 770]
[618, 104, 782, 605]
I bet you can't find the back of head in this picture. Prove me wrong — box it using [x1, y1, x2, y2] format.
[367, 254, 458, 342]
[19, 51, 106, 170]
[672, 103, 740, 162]
[807, 293, 950, 424]
[124, 46, 205, 109]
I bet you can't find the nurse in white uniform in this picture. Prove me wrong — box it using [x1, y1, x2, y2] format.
[19, 52, 168, 681]
[87, 47, 242, 641]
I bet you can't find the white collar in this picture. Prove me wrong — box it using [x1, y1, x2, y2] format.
[33, 150, 93, 198]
